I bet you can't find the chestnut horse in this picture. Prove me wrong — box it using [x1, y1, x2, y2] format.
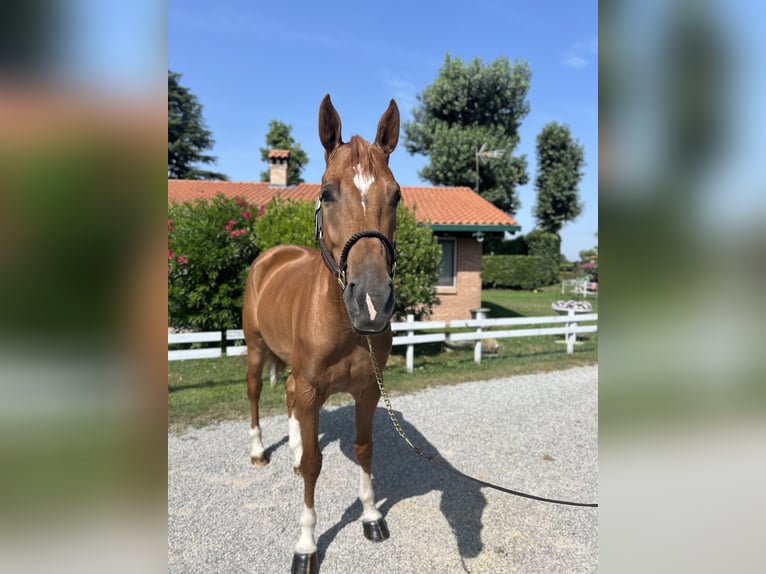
[243, 94, 400, 574]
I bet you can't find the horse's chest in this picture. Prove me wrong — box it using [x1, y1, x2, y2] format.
[315, 352, 376, 397]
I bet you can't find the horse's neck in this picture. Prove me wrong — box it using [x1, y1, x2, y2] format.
[309, 253, 352, 329]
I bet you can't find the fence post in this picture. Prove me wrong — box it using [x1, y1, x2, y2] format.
[406, 313, 414, 373]
[566, 308, 577, 354]
[471, 308, 489, 364]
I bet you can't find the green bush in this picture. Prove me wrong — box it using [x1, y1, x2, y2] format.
[393, 205, 441, 320]
[254, 196, 316, 251]
[482, 255, 552, 289]
[168, 194, 259, 330]
[525, 229, 560, 285]
[483, 230, 560, 288]
[484, 234, 528, 255]
[525, 229, 559, 255]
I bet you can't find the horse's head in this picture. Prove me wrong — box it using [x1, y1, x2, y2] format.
[317, 94, 400, 334]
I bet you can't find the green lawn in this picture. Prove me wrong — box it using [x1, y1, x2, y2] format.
[168, 285, 597, 431]
[482, 286, 598, 317]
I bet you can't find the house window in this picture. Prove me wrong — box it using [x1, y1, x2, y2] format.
[437, 238, 456, 287]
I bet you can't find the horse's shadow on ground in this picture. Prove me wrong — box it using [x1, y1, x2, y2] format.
[314, 404, 487, 565]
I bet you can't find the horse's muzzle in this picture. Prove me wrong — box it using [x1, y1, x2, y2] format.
[343, 277, 394, 334]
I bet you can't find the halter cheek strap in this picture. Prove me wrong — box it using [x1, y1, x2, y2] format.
[315, 198, 397, 290]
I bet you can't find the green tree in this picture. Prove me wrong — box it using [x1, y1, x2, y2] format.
[255, 199, 441, 320]
[403, 54, 531, 213]
[168, 195, 258, 330]
[168, 70, 228, 180]
[533, 122, 585, 236]
[392, 205, 442, 320]
[525, 229, 561, 285]
[579, 248, 597, 263]
[259, 120, 309, 184]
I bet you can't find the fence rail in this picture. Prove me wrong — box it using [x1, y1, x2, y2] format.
[169, 310, 597, 372]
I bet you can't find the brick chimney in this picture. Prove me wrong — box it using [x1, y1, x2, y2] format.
[268, 149, 290, 187]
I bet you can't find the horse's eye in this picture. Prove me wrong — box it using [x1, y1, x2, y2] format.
[391, 189, 401, 207]
[320, 187, 334, 203]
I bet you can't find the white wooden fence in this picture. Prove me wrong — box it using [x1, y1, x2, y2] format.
[169, 310, 597, 372]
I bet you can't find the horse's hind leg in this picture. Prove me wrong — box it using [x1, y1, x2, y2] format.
[246, 339, 269, 466]
[354, 393, 389, 542]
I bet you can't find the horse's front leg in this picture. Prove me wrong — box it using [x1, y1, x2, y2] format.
[291, 395, 322, 574]
[355, 391, 389, 542]
[245, 340, 268, 466]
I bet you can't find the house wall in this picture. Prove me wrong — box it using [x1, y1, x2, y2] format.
[431, 235, 483, 321]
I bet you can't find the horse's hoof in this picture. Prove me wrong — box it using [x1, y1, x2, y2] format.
[250, 455, 268, 466]
[291, 552, 318, 574]
[293, 465, 302, 477]
[363, 518, 390, 542]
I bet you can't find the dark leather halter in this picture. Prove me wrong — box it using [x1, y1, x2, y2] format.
[315, 198, 397, 290]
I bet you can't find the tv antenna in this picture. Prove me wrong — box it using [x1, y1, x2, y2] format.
[475, 143, 506, 192]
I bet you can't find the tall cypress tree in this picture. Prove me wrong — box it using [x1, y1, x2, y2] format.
[168, 70, 228, 180]
[533, 122, 585, 236]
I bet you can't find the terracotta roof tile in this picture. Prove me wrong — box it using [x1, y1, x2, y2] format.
[167, 180, 517, 229]
[267, 149, 290, 159]
[401, 186, 517, 227]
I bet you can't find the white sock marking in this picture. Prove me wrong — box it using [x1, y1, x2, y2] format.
[295, 504, 317, 554]
[288, 416, 302, 470]
[365, 293, 378, 321]
[353, 163, 375, 215]
[249, 426, 265, 459]
[359, 469, 382, 522]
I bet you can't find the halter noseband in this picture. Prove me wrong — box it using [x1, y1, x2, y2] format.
[315, 198, 397, 290]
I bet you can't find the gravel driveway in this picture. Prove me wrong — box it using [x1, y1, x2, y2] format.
[168, 365, 598, 573]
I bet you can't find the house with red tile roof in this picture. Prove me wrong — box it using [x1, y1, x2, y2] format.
[168, 152, 520, 320]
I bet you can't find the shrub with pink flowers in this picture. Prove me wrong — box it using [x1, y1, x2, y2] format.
[168, 194, 260, 330]
[168, 192, 443, 328]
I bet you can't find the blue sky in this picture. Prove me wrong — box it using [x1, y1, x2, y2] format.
[169, 0, 598, 260]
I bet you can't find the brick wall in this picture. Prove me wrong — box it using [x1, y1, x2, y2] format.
[431, 236, 483, 321]
[268, 159, 288, 187]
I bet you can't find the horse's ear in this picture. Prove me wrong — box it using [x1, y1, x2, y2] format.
[374, 99, 400, 158]
[318, 94, 343, 159]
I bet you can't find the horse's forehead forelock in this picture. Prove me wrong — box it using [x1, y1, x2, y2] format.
[326, 138, 393, 205]
[352, 163, 375, 200]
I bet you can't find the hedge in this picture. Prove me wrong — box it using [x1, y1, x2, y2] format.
[482, 255, 557, 289]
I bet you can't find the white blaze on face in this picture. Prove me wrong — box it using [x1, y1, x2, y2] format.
[365, 292, 378, 321]
[353, 163, 375, 215]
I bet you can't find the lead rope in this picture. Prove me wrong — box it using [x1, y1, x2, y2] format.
[365, 336, 598, 508]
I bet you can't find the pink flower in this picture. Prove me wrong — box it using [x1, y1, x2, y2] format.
[176, 255, 188, 265]
[167, 218, 173, 231]
[168, 249, 175, 259]
[235, 197, 246, 208]
[241, 210, 252, 220]
[224, 219, 236, 231]
[257, 205, 266, 218]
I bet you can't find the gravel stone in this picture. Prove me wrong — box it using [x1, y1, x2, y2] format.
[168, 365, 598, 573]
